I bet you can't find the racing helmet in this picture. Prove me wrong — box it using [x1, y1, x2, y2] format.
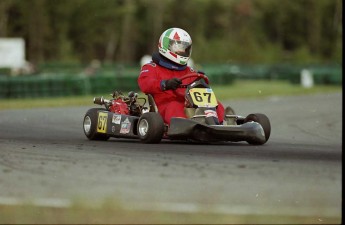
[158, 28, 192, 65]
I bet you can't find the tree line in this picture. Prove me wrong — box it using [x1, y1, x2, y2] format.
[0, 0, 342, 65]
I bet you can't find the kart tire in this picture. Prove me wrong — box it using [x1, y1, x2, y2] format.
[244, 113, 271, 145]
[137, 112, 164, 143]
[83, 108, 109, 141]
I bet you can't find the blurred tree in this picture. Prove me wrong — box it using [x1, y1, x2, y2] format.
[136, 0, 168, 54]
[118, 0, 137, 63]
[306, 0, 322, 54]
[44, 0, 75, 61]
[23, 0, 50, 64]
[0, 0, 13, 37]
[319, 0, 342, 60]
[68, 0, 112, 62]
[0, 0, 341, 64]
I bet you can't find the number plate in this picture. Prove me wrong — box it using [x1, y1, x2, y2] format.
[97, 112, 108, 133]
[189, 88, 218, 107]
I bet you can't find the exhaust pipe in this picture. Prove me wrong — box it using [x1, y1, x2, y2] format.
[93, 96, 104, 105]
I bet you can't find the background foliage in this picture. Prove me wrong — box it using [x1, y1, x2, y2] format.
[0, 0, 342, 65]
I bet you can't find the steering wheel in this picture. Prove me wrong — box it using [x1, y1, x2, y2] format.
[172, 72, 209, 98]
[178, 72, 209, 88]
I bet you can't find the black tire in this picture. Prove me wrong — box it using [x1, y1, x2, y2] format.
[137, 112, 164, 143]
[83, 108, 109, 141]
[244, 113, 271, 145]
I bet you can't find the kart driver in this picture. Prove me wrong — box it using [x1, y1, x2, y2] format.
[138, 27, 231, 125]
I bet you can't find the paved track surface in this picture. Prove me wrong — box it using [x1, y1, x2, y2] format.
[0, 92, 342, 219]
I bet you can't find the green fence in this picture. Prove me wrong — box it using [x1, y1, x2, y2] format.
[0, 75, 141, 99]
[0, 63, 341, 99]
[207, 63, 342, 85]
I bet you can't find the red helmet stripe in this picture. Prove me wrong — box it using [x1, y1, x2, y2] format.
[169, 52, 177, 58]
[173, 32, 180, 40]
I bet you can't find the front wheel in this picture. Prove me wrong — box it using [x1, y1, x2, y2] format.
[244, 113, 271, 145]
[83, 108, 109, 141]
[137, 112, 164, 143]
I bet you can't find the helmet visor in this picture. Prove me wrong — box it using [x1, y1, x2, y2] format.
[168, 40, 192, 57]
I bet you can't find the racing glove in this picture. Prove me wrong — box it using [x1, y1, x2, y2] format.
[161, 78, 182, 91]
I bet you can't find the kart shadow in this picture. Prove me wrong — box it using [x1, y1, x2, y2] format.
[106, 138, 249, 146]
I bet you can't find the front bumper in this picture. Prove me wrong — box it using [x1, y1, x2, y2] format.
[167, 117, 266, 143]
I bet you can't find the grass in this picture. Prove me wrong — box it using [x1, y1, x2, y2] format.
[212, 79, 342, 100]
[0, 203, 340, 224]
[0, 80, 341, 110]
[0, 94, 95, 110]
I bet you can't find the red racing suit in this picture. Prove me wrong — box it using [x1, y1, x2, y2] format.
[138, 62, 225, 124]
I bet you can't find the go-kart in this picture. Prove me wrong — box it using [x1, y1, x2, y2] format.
[83, 73, 271, 145]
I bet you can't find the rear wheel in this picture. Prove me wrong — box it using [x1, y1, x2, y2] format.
[83, 108, 109, 141]
[244, 113, 271, 145]
[137, 112, 164, 143]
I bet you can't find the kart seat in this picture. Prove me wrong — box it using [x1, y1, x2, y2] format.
[147, 94, 158, 112]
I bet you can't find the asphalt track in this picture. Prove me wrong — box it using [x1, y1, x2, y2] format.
[0, 92, 342, 221]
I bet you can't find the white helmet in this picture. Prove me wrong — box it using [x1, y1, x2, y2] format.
[158, 28, 192, 65]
